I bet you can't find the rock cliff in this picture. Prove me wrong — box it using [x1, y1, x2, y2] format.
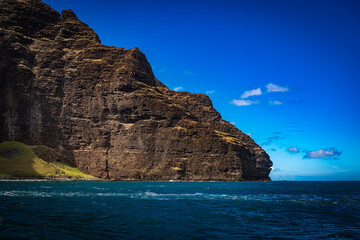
[0, 0, 272, 181]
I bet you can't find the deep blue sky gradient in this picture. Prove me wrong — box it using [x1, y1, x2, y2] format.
[43, 0, 360, 180]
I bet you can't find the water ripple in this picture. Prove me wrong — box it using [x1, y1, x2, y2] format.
[0, 181, 359, 239]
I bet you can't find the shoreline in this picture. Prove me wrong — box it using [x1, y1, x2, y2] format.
[0, 176, 271, 182]
[0, 177, 358, 182]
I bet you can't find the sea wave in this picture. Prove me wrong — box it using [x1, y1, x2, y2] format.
[1, 182, 359, 239]
[1, 190, 358, 204]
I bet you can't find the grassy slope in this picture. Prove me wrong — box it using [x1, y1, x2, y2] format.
[0, 141, 96, 179]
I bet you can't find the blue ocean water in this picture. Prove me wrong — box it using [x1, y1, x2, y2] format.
[0, 181, 359, 239]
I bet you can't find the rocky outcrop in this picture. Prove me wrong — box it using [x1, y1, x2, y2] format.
[0, 0, 272, 181]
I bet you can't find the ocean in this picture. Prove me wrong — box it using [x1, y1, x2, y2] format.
[0, 181, 359, 239]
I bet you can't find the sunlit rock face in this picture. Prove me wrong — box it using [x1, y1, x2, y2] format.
[0, 0, 272, 181]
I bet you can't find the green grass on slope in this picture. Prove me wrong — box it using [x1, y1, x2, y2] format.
[0, 141, 96, 179]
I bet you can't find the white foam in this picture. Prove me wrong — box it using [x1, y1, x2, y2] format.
[0, 190, 342, 203]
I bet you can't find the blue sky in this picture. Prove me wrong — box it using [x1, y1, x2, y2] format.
[43, 0, 360, 180]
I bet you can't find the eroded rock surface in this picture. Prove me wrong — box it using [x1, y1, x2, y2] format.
[0, 0, 272, 180]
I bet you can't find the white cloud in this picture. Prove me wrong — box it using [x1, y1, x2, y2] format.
[287, 146, 299, 153]
[230, 99, 259, 106]
[174, 86, 183, 92]
[266, 83, 289, 92]
[304, 148, 342, 159]
[271, 167, 282, 172]
[206, 90, 215, 95]
[241, 88, 262, 98]
[269, 100, 283, 105]
[307, 150, 334, 158]
[230, 122, 236, 125]
[184, 70, 195, 76]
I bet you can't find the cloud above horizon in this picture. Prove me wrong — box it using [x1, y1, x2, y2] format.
[262, 132, 283, 146]
[287, 146, 300, 153]
[271, 167, 282, 173]
[304, 147, 342, 159]
[206, 90, 215, 95]
[230, 99, 259, 106]
[174, 86, 183, 91]
[266, 83, 289, 92]
[241, 88, 262, 98]
[231, 83, 290, 107]
[269, 100, 283, 105]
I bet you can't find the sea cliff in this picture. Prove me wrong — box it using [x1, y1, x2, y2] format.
[0, 0, 272, 181]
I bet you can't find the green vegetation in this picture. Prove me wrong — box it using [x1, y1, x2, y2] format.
[0, 141, 96, 179]
[83, 58, 103, 62]
[214, 130, 244, 146]
[173, 126, 187, 130]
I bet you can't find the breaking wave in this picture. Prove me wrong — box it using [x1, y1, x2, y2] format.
[1, 181, 359, 239]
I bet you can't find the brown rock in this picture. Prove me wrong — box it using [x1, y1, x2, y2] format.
[0, 0, 272, 181]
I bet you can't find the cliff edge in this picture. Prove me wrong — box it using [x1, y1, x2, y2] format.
[0, 0, 272, 181]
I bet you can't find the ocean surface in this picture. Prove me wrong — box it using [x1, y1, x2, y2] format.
[0, 181, 359, 239]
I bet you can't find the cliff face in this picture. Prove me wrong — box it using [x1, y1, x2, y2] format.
[0, 0, 272, 181]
